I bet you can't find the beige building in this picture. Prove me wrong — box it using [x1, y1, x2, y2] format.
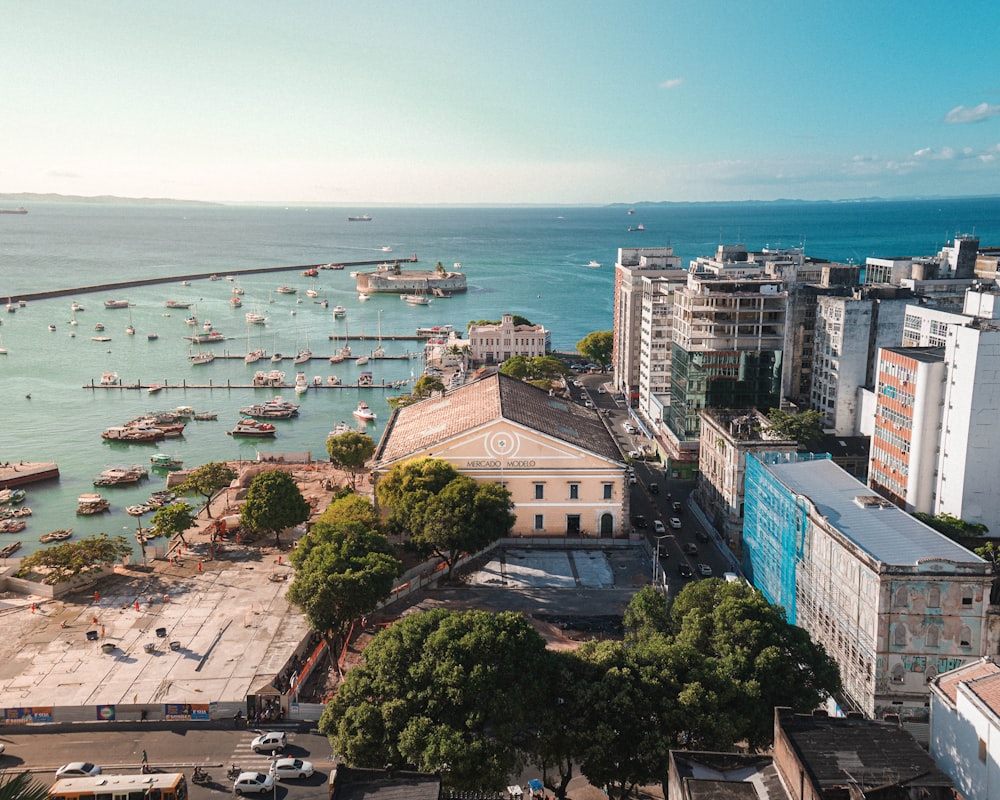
[467, 313, 550, 366]
[371, 373, 628, 537]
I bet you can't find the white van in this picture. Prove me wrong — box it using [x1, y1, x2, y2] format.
[723, 572, 740, 584]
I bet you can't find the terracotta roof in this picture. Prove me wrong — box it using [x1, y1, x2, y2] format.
[374, 372, 623, 466]
[966, 670, 1000, 716]
[932, 657, 1000, 705]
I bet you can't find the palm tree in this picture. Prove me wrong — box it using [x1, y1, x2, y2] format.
[0, 771, 50, 800]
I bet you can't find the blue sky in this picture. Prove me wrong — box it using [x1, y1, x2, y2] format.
[5, 0, 1000, 204]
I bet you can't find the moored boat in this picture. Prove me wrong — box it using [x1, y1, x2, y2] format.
[0, 541, 21, 558]
[93, 465, 149, 486]
[228, 418, 277, 438]
[0, 488, 27, 504]
[189, 350, 216, 365]
[77, 493, 110, 514]
[99, 371, 119, 385]
[150, 454, 184, 470]
[126, 504, 153, 516]
[276, 285, 297, 294]
[294, 372, 309, 394]
[104, 299, 130, 309]
[165, 299, 192, 309]
[102, 425, 164, 442]
[332, 305, 347, 317]
[39, 529, 72, 543]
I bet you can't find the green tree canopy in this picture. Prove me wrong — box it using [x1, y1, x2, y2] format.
[287, 520, 402, 638]
[500, 355, 566, 383]
[576, 330, 613, 367]
[174, 461, 236, 518]
[468, 315, 533, 329]
[15, 534, 133, 585]
[0, 770, 51, 800]
[326, 430, 376, 490]
[315, 493, 380, 529]
[413, 375, 446, 397]
[321, 609, 550, 790]
[914, 512, 989, 542]
[239, 469, 311, 546]
[765, 408, 824, 443]
[149, 501, 196, 543]
[375, 457, 461, 535]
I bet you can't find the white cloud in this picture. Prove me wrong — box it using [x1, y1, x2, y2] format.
[658, 78, 683, 90]
[944, 103, 1000, 124]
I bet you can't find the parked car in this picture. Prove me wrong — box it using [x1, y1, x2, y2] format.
[671, 501, 683, 513]
[653, 519, 666, 534]
[270, 758, 315, 780]
[682, 543, 698, 556]
[598, 386, 606, 394]
[623, 422, 637, 434]
[669, 517, 682, 529]
[633, 514, 648, 529]
[677, 563, 694, 579]
[56, 763, 102, 779]
[250, 731, 287, 753]
[648, 482, 659, 494]
[234, 772, 276, 795]
[696, 530, 710, 542]
[697, 563, 713, 577]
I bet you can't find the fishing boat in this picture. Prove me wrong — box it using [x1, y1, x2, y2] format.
[228, 418, 277, 438]
[93, 465, 149, 486]
[94, 322, 105, 331]
[126, 503, 153, 516]
[0, 519, 25, 534]
[333, 305, 347, 318]
[39, 529, 73, 543]
[150, 454, 184, 470]
[347, 214, 372, 222]
[0, 541, 21, 558]
[0, 488, 26, 504]
[301, 268, 319, 277]
[232, 285, 245, 295]
[353, 401, 377, 421]
[246, 311, 267, 325]
[276, 285, 297, 295]
[104, 299, 130, 309]
[230, 295, 242, 307]
[77, 493, 111, 514]
[193, 411, 218, 421]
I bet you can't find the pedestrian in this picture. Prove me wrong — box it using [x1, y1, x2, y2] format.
[141, 749, 148, 765]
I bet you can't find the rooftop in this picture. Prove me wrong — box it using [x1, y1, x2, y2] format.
[761, 456, 986, 569]
[373, 372, 623, 466]
[932, 657, 1000, 706]
[670, 752, 788, 800]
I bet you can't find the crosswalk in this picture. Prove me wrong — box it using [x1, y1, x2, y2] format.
[226, 727, 299, 776]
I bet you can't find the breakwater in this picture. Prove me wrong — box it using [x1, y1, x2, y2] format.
[6, 256, 418, 303]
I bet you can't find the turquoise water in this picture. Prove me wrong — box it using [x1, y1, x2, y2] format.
[2, 198, 1000, 555]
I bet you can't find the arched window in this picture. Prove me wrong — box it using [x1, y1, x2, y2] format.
[927, 585, 941, 608]
[894, 624, 907, 647]
[960, 626, 973, 648]
[891, 663, 906, 683]
[926, 626, 939, 648]
[895, 586, 908, 608]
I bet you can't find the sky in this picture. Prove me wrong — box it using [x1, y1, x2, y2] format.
[4, 0, 1000, 205]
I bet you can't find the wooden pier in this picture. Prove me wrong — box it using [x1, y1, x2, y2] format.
[84, 378, 414, 392]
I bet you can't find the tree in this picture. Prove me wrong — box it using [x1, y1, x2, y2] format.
[622, 585, 671, 644]
[239, 469, 311, 546]
[435, 260, 446, 274]
[468, 315, 533, 329]
[400, 472, 515, 579]
[0, 770, 50, 800]
[326, 430, 376, 490]
[321, 609, 550, 790]
[576, 330, 613, 368]
[976, 541, 1000, 604]
[914, 512, 988, 542]
[15, 534, 133, 585]
[765, 408, 824, 443]
[149, 501, 196, 544]
[175, 461, 236, 519]
[670, 579, 841, 750]
[315, 493, 380, 529]
[413, 374, 445, 397]
[287, 521, 402, 638]
[500, 355, 567, 384]
[375, 457, 461, 536]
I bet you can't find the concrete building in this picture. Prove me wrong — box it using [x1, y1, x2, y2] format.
[868, 346, 946, 514]
[636, 273, 688, 429]
[466, 313, 550, 365]
[665, 251, 787, 470]
[371, 372, 628, 537]
[929, 658, 1000, 800]
[901, 304, 967, 346]
[809, 288, 913, 436]
[696, 409, 797, 550]
[743, 453, 992, 720]
[611, 247, 684, 406]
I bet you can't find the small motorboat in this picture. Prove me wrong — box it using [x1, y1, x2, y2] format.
[352, 401, 377, 422]
[39, 529, 73, 543]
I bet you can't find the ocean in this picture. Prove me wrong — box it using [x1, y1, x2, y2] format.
[2, 197, 1000, 556]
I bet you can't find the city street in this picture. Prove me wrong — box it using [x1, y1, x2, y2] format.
[1, 724, 333, 800]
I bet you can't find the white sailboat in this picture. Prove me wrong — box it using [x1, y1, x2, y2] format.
[372, 309, 385, 358]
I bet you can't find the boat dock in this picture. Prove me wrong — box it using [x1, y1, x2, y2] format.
[0, 461, 60, 489]
[84, 378, 414, 391]
[4, 256, 419, 304]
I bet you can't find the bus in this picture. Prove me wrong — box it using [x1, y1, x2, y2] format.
[48, 773, 188, 800]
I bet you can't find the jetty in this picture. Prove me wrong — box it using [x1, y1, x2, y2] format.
[0, 461, 60, 489]
[4, 256, 419, 304]
[84, 378, 415, 392]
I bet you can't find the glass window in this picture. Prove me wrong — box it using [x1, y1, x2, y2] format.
[533, 514, 543, 530]
[534, 484, 544, 500]
[603, 483, 613, 499]
[569, 483, 579, 500]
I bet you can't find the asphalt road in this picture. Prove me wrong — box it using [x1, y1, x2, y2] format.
[1, 724, 333, 800]
[570, 371, 735, 599]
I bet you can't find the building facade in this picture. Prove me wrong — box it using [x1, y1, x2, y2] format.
[466, 313, 550, 365]
[371, 372, 628, 537]
[743, 453, 992, 719]
[611, 247, 684, 405]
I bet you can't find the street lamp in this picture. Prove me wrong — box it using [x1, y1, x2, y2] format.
[653, 534, 670, 587]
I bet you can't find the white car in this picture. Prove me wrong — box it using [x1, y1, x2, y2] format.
[623, 422, 637, 434]
[270, 757, 315, 780]
[653, 520, 666, 534]
[250, 730, 287, 753]
[55, 763, 102, 778]
[233, 772, 275, 795]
